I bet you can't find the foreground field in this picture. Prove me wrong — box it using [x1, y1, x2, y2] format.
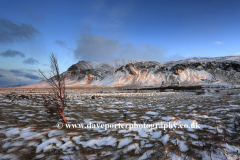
[0, 88, 240, 160]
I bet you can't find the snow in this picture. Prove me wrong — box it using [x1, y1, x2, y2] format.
[171, 139, 188, 152]
[133, 127, 151, 138]
[222, 143, 240, 153]
[5, 128, 20, 137]
[72, 135, 82, 144]
[11, 141, 24, 147]
[7, 147, 17, 153]
[118, 129, 131, 133]
[48, 130, 65, 138]
[162, 116, 175, 121]
[18, 116, 25, 119]
[76, 100, 84, 105]
[0, 154, 18, 160]
[138, 150, 156, 160]
[28, 141, 39, 147]
[25, 132, 47, 140]
[178, 69, 213, 84]
[2, 142, 11, 148]
[108, 109, 119, 113]
[83, 118, 105, 124]
[123, 143, 139, 153]
[60, 141, 75, 151]
[157, 106, 166, 110]
[152, 131, 161, 138]
[118, 138, 132, 148]
[169, 153, 182, 160]
[140, 116, 151, 119]
[19, 127, 38, 139]
[175, 131, 184, 134]
[189, 133, 199, 139]
[161, 134, 170, 145]
[192, 141, 203, 147]
[112, 101, 124, 104]
[1, 83, 240, 160]
[27, 56, 240, 87]
[80, 137, 117, 148]
[171, 119, 201, 131]
[36, 138, 62, 153]
[35, 154, 45, 159]
[146, 111, 158, 115]
[61, 136, 70, 142]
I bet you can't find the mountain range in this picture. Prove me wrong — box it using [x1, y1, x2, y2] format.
[31, 56, 240, 88]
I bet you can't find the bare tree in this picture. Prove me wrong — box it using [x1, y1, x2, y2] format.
[39, 53, 67, 123]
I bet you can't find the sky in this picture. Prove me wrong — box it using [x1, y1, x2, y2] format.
[0, 0, 240, 87]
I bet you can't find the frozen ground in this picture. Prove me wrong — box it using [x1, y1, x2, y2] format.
[0, 87, 240, 160]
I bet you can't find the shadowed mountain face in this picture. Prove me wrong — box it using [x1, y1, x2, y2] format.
[39, 56, 240, 87]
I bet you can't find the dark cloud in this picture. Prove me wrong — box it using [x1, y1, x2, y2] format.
[55, 40, 66, 46]
[0, 69, 41, 87]
[0, 49, 25, 58]
[25, 69, 38, 72]
[74, 32, 184, 62]
[74, 33, 120, 62]
[0, 18, 39, 43]
[0, 80, 15, 87]
[23, 58, 39, 65]
[9, 69, 40, 80]
[9, 69, 24, 75]
[23, 73, 40, 80]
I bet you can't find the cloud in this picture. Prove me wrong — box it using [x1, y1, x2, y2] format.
[168, 53, 186, 61]
[23, 73, 41, 80]
[0, 49, 25, 58]
[23, 58, 39, 65]
[55, 40, 66, 46]
[233, 53, 240, 56]
[9, 69, 24, 75]
[74, 32, 185, 62]
[0, 74, 5, 77]
[0, 18, 39, 43]
[0, 69, 41, 87]
[25, 69, 38, 72]
[213, 41, 223, 44]
[9, 69, 41, 80]
[119, 43, 166, 61]
[74, 32, 121, 62]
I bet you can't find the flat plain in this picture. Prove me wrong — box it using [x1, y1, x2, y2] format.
[0, 86, 240, 160]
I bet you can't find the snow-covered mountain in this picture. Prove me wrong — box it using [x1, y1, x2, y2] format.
[34, 56, 240, 87]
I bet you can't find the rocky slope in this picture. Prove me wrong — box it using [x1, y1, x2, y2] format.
[38, 56, 240, 87]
